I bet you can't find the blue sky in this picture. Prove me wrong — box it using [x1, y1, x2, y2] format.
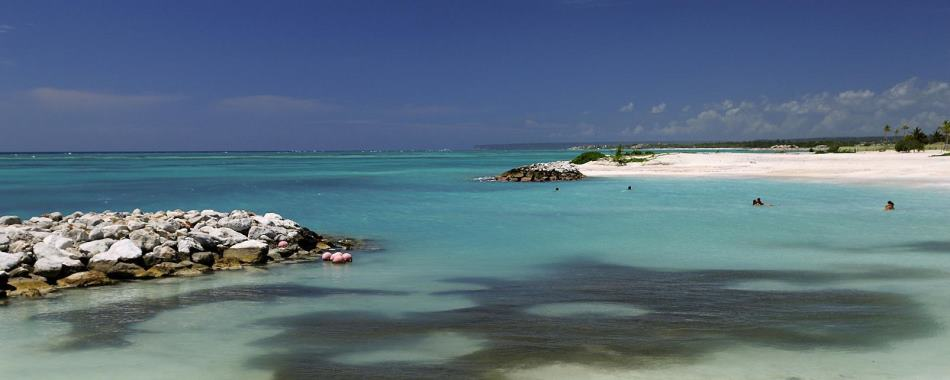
[1, 0, 949, 151]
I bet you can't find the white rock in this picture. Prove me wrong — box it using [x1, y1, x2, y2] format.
[150, 219, 181, 233]
[79, 239, 115, 256]
[127, 220, 146, 231]
[33, 242, 82, 261]
[218, 217, 252, 233]
[0, 216, 21, 225]
[90, 239, 143, 263]
[206, 227, 248, 246]
[0, 251, 24, 271]
[42, 234, 75, 250]
[129, 229, 163, 251]
[100, 224, 131, 239]
[176, 237, 202, 254]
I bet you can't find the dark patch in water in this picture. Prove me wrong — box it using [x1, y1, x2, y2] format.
[763, 239, 950, 255]
[32, 284, 402, 350]
[248, 263, 938, 379]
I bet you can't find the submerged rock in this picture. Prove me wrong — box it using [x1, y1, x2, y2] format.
[57, 271, 115, 288]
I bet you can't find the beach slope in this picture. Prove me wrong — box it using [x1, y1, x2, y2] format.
[578, 151, 950, 188]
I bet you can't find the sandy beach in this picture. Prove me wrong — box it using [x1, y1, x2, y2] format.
[578, 151, 950, 188]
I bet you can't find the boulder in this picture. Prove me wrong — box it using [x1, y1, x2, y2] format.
[100, 262, 147, 279]
[191, 251, 216, 266]
[90, 239, 143, 263]
[30, 217, 54, 229]
[56, 271, 115, 288]
[218, 217, 253, 233]
[48, 212, 64, 222]
[8, 275, 55, 297]
[0, 251, 23, 271]
[64, 228, 89, 242]
[211, 256, 244, 271]
[100, 224, 131, 239]
[206, 227, 248, 247]
[78, 239, 115, 256]
[187, 232, 215, 250]
[0, 216, 21, 225]
[8, 265, 30, 278]
[129, 229, 163, 252]
[143, 246, 178, 267]
[42, 234, 75, 250]
[222, 239, 267, 264]
[127, 220, 146, 231]
[176, 237, 202, 254]
[150, 219, 180, 233]
[248, 225, 286, 240]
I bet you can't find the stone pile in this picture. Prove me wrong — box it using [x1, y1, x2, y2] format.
[0, 209, 355, 298]
[495, 161, 585, 182]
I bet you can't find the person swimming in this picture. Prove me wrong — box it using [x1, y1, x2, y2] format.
[555, 187, 559, 191]
[627, 186, 632, 190]
[884, 201, 895, 211]
[753, 197, 764, 206]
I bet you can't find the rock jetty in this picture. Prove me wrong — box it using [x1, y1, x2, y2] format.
[0, 209, 356, 299]
[495, 161, 585, 182]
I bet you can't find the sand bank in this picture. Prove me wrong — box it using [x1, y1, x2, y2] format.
[578, 151, 950, 188]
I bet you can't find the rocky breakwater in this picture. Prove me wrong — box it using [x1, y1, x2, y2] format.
[0, 209, 357, 299]
[495, 161, 585, 182]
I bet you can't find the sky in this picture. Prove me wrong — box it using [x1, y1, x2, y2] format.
[1, 0, 949, 151]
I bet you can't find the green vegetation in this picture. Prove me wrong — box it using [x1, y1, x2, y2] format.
[569, 151, 607, 165]
[895, 137, 925, 152]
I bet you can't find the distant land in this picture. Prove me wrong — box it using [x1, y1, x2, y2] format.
[474, 136, 883, 150]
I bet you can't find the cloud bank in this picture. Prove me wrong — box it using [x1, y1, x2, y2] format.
[650, 78, 950, 139]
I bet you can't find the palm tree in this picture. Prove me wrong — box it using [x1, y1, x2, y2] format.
[883, 124, 891, 144]
[901, 124, 910, 137]
[942, 120, 950, 151]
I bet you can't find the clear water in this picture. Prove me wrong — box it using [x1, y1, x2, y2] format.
[2, 151, 950, 379]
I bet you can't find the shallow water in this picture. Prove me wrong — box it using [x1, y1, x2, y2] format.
[2, 150, 950, 379]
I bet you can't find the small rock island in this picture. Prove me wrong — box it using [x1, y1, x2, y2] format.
[495, 161, 585, 182]
[0, 209, 357, 299]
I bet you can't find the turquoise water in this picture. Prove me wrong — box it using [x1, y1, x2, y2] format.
[2, 151, 950, 379]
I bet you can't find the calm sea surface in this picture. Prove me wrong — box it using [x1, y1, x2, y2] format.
[2, 151, 950, 379]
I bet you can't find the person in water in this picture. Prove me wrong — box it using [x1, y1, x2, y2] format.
[555, 187, 559, 191]
[753, 197, 764, 206]
[627, 186, 632, 190]
[884, 201, 895, 211]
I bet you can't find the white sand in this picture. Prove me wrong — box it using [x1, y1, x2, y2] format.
[578, 151, 950, 188]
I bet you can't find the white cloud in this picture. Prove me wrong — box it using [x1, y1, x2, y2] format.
[216, 95, 339, 113]
[618, 102, 634, 112]
[650, 103, 667, 114]
[620, 124, 645, 136]
[29, 87, 182, 109]
[0, 25, 13, 33]
[652, 77, 950, 139]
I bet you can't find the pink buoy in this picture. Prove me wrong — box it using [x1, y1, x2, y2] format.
[277, 241, 289, 248]
[321, 252, 333, 261]
[342, 253, 352, 262]
[331, 252, 345, 264]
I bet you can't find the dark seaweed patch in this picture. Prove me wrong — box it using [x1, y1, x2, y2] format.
[249, 263, 939, 379]
[32, 284, 403, 350]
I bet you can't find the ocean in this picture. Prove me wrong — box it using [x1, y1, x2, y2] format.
[2, 150, 950, 379]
